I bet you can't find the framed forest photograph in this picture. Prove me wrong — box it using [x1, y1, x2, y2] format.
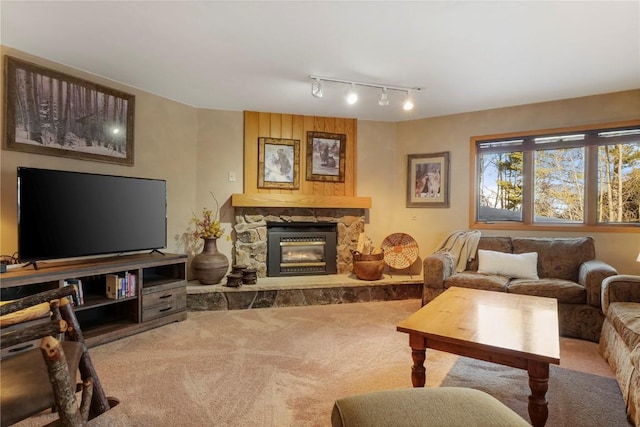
[3, 56, 135, 165]
[306, 131, 346, 182]
[258, 137, 300, 189]
[407, 151, 450, 207]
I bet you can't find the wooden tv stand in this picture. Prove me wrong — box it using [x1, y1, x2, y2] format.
[0, 253, 187, 348]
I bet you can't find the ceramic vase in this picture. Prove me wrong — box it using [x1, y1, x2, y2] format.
[191, 238, 229, 285]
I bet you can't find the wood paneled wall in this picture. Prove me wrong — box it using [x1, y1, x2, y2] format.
[243, 111, 357, 196]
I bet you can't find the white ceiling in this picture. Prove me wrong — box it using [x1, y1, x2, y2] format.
[1, 1, 639, 122]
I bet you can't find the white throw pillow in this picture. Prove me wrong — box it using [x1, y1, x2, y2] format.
[477, 250, 539, 279]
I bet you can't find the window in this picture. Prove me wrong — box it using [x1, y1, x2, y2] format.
[471, 120, 640, 231]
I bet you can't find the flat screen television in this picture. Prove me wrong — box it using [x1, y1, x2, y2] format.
[17, 167, 167, 263]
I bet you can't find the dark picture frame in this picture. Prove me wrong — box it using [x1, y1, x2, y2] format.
[306, 131, 346, 182]
[258, 137, 300, 189]
[407, 151, 450, 208]
[3, 56, 135, 165]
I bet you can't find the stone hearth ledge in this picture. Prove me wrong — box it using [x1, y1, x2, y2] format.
[187, 273, 422, 311]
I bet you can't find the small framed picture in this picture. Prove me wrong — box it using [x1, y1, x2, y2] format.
[407, 152, 450, 208]
[306, 131, 346, 182]
[258, 137, 300, 189]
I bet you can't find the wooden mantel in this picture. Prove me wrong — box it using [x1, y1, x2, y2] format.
[231, 193, 371, 209]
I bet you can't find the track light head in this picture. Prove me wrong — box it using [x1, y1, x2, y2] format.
[346, 84, 358, 105]
[378, 88, 389, 107]
[311, 78, 323, 98]
[402, 91, 414, 111]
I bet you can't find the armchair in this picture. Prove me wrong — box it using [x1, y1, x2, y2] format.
[0, 286, 114, 426]
[599, 275, 640, 426]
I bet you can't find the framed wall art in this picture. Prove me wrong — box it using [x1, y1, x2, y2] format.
[306, 131, 346, 182]
[407, 151, 450, 208]
[258, 137, 300, 189]
[3, 56, 135, 165]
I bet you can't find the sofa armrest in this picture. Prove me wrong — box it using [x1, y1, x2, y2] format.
[601, 275, 640, 314]
[423, 252, 455, 290]
[579, 260, 618, 308]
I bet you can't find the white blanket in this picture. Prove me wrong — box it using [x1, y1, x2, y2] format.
[435, 230, 481, 273]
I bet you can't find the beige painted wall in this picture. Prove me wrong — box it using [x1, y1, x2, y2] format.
[358, 90, 640, 275]
[192, 109, 244, 273]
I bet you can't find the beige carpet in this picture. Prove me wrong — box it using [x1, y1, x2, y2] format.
[15, 299, 620, 426]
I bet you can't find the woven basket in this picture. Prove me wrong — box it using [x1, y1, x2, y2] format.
[381, 233, 419, 269]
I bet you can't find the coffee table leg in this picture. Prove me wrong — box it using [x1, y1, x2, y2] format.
[409, 334, 426, 387]
[527, 361, 550, 427]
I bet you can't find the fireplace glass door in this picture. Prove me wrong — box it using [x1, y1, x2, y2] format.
[267, 223, 337, 277]
[280, 238, 326, 268]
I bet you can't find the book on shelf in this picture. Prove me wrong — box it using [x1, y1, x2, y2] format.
[128, 272, 136, 297]
[106, 274, 119, 299]
[106, 272, 137, 299]
[63, 278, 84, 305]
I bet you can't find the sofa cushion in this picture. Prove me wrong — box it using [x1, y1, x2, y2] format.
[478, 250, 539, 279]
[508, 279, 586, 304]
[445, 272, 510, 292]
[607, 302, 640, 352]
[467, 237, 513, 272]
[512, 237, 595, 282]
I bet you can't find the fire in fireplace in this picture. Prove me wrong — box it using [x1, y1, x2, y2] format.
[267, 222, 337, 277]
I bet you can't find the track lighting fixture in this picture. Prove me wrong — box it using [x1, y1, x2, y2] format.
[346, 83, 358, 105]
[311, 78, 323, 98]
[378, 88, 389, 106]
[309, 75, 421, 111]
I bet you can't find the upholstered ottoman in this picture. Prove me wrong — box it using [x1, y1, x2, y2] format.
[331, 387, 530, 427]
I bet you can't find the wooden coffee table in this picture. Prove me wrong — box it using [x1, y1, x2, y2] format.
[397, 286, 560, 427]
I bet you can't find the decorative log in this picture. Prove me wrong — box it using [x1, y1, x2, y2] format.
[50, 299, 62, 322]
[40, 336, 84, 426]
[0, 301, 51, 327]
[58, 302, 111, 417]
[1, 319, 67, 349]
[79, 378, 94, 422]
[0, 286, 77, 316]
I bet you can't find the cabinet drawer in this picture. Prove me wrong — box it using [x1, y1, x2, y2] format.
[141, 285, 186, 322]
[1, 316, 53, 359]
[1, 339, 41, 359]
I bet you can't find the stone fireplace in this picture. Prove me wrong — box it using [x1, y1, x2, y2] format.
[233, 207, 365, 277]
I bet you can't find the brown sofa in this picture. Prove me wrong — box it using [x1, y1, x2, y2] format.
[422, 236, 618, 342]
[599, 275, 640, 426]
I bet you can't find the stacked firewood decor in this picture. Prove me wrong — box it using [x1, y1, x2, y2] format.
[354, 233, 382, 257]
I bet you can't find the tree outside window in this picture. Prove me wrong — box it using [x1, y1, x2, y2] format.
[598, 142, 640, 223]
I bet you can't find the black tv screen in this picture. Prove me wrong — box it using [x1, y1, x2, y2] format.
[18, 167, 167, 262]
